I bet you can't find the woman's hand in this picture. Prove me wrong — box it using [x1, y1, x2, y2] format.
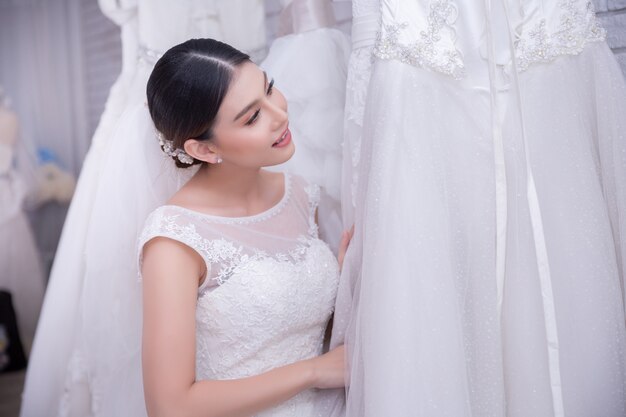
[307, 345, 346, 389]
[337, 226, 354, 271]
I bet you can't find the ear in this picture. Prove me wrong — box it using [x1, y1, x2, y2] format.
[183, 139, 221, 164]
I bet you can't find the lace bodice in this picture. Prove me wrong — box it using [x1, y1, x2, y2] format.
[370, 0, 606, 78]
[138, 173, 339, 416]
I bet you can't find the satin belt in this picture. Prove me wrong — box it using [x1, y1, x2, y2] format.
[279, 0, 336, 35]
[484, 1, 564, 415]
[351, 12, 379, 49]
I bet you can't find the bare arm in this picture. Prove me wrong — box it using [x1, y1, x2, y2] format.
[141, 238, 344, 417]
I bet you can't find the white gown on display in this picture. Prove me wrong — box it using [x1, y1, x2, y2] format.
[262, 0, 351, 251]
[139, 174, 339, 417]
[20, 2, 267, 416]
[0, 106, 44, 355]
[328, 1, 626, 416]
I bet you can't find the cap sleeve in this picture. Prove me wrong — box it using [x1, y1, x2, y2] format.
[137, 207, 216, 292]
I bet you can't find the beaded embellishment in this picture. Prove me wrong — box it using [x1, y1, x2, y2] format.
[373, 0, 465, 79]
[515, 1, 606, 71]
[373, 0, 606, 78]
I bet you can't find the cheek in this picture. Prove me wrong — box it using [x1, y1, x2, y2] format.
[219, 127, 272, 156]
[274, 89, 288, 111]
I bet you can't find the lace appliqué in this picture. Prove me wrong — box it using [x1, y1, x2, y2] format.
[304, 183, 320, 238]
[345, 47, 374, 124]
[140, 213, 322, 287]
[216, 236, 320, 287]
[345, 47, 374, 208]
[515, 1, 606, 71]
[373, 0, 465, 79]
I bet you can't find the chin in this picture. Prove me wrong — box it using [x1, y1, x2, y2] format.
[266, 142, 296, 167]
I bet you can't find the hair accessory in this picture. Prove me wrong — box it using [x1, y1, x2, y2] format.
[157, 132, 194, 165]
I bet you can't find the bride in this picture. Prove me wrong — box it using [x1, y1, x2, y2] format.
[139, 38, 349, 416]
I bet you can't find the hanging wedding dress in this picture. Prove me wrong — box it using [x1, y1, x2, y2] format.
[327, 1, 626, 416]
[262, 0, 351, 251]
[20, 2, 266, 416]
[0, 104, 44, 356]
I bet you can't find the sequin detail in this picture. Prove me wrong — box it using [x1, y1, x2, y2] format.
[373, 0, 465, 79]
[515, 1, 606, 71]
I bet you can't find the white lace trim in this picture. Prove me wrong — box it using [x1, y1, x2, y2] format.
[159, 173, 292, 225]
[515, 0, 606, 71]
[304, 183, 320, 238]
[373, 0, 606, 78]
[139, 213, 319, 287]
[138, 176, 323, 288]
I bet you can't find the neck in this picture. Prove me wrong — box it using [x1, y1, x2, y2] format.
[196, 162, 265, 203]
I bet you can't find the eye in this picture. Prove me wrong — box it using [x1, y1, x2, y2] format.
[267, 78, 275, 96]
[245, 109, 260, 126]
[244, 78, 275, 126]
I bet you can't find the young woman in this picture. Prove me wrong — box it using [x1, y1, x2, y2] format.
[139, 38, 349, 417]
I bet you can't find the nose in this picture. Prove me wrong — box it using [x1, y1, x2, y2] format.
[266, 89, 288, 130]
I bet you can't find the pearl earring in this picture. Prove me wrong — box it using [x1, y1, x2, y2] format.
[216, 157, 223, 164]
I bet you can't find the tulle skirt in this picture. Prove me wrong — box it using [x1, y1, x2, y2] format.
[339, 41, 626, 417]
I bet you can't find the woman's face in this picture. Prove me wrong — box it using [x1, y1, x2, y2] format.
[210, 61, 294, 168]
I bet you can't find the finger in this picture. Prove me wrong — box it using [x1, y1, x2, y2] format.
[339, 230, 350, 248]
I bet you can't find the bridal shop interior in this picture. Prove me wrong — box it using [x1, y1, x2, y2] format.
[1, 0, 626, 416]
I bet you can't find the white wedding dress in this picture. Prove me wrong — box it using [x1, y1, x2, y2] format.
[20, 2, 266, 416]
[326, 1, 626, 417]
[139, 173, 339, 417]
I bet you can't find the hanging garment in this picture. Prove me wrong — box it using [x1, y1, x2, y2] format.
[328, 1, 626, 416]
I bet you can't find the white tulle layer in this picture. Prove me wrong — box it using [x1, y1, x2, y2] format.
[334, 42, 626, 417]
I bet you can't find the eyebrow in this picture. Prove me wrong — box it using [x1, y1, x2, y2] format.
[233, 71, 268, 122]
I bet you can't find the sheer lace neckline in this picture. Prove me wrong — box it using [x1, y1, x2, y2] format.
[162, 172, 292, 224]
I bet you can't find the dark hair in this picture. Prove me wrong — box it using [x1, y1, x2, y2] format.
[146, 38, 250, 168]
